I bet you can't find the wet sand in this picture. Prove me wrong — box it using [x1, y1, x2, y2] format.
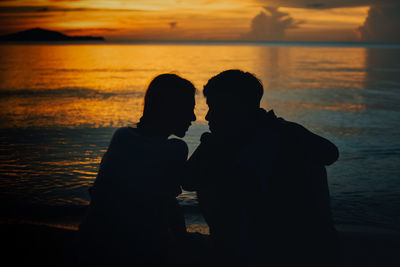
[1, 222, 399, 267]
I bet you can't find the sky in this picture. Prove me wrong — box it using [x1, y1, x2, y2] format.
[0, 0, 399, 42]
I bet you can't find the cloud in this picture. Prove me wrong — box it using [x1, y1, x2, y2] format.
[169, 21, 177, 29]
[357, 4, 400, 42]
[254, 0, 398, 9]
[0, 5, 146, 13]
[0, 6, 85, 13]
[63, 28, 119, 33]
[253, 1, 400, 42]
[241, 6, 303, 40]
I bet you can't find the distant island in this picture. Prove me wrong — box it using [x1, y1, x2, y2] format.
[0, 28, 105, 42]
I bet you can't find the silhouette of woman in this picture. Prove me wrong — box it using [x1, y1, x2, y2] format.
[77, 74, 196, 266]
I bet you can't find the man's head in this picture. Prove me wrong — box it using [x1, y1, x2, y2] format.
[203, 69, 264, 134]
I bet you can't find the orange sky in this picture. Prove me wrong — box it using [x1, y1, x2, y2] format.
[0, 0, 370, 41]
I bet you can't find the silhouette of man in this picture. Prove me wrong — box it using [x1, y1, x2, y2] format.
[183, 69, 340, 266]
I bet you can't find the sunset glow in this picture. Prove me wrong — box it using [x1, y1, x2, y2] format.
[0, 0, 378, 41]
[1, 1, 400, 253]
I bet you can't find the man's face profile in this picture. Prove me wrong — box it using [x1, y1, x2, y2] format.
[205, 94, 248, 135]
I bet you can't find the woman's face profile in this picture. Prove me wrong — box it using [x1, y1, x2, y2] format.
[168, 94, 196, 138]
[142, 74, 196, 138]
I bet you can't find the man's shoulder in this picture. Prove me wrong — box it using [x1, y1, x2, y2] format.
[200, 132, 212, 143]
[240, 114, 306, 156]
[166, 138, 189, 160]
[268, 116, 304, 132]
[196, 132, 220, 148]
[264, 116, 310, 144]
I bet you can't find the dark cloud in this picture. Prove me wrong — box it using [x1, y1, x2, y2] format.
[63, 28, 119, 33]
[254, 1, 400, 42]
[256, 0, 399, 9]
[306, 3, 325, 8]
[169, 22, 177, 29]
[0, 6, 93, 13]
[357, 4, 400, 42]
[37, 7, 50, 12]
[242, 6, 303, 40]
[0, 6, 146, 13]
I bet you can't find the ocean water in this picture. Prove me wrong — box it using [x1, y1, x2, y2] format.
[0, 43, 399, 233]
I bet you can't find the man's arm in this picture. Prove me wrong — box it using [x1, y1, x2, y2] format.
[181, 133, 213, 191]
[167, 197, 187, 241]
[285, 121, 339, 166]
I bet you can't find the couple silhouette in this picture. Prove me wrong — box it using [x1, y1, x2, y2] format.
[77, 70, 340, 267]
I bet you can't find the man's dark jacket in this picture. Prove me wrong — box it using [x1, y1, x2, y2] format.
[183, 108, 340, 266]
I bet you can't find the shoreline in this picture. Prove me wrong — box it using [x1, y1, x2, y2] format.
[2, 221, 399, 267]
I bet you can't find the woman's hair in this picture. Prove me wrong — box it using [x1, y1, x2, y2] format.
[137, 73, 195, 127]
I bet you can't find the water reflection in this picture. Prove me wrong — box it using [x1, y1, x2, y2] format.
[363, 48, 400, 112]
[0, 44, 378, 129]
[254, 47, 288, 90]
[252, 46, 368, 121]
[1, 93, 144, 128]
[1, 44, 400, 231]
[365, 48, 400, 89]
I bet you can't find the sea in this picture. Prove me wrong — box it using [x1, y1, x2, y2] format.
[0, 42, 399, 234]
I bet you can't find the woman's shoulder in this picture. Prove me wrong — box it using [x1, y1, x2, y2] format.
[113, 126, 136, 137]
[110, 127, 188, 158]
[105, 127, 140, 149]
[110, 126, 142, 141]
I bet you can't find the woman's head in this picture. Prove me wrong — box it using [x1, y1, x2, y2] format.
[138, 73, 196, 138]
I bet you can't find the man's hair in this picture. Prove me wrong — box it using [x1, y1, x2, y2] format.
[138, 73, 195, 126]
[203, 69, 264, 108]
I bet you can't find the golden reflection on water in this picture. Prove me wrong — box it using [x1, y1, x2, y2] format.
[186, 223, 210, 235]
[254, 46, 367, 89]
[3, 95, 144, 128]
[0, 44, 369, 128]
[1, 44, 400, 231]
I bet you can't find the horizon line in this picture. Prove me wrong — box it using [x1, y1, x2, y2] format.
[2, 39, 400, 48]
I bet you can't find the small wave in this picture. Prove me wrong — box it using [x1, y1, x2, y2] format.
[0, 87, 144, 99]
[372, 67, 400, 73]
[360, 147, 400, 156]
[306, 67, 400, 73]
[297, 60, 338, 66]
[305, 67, 368, 72]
